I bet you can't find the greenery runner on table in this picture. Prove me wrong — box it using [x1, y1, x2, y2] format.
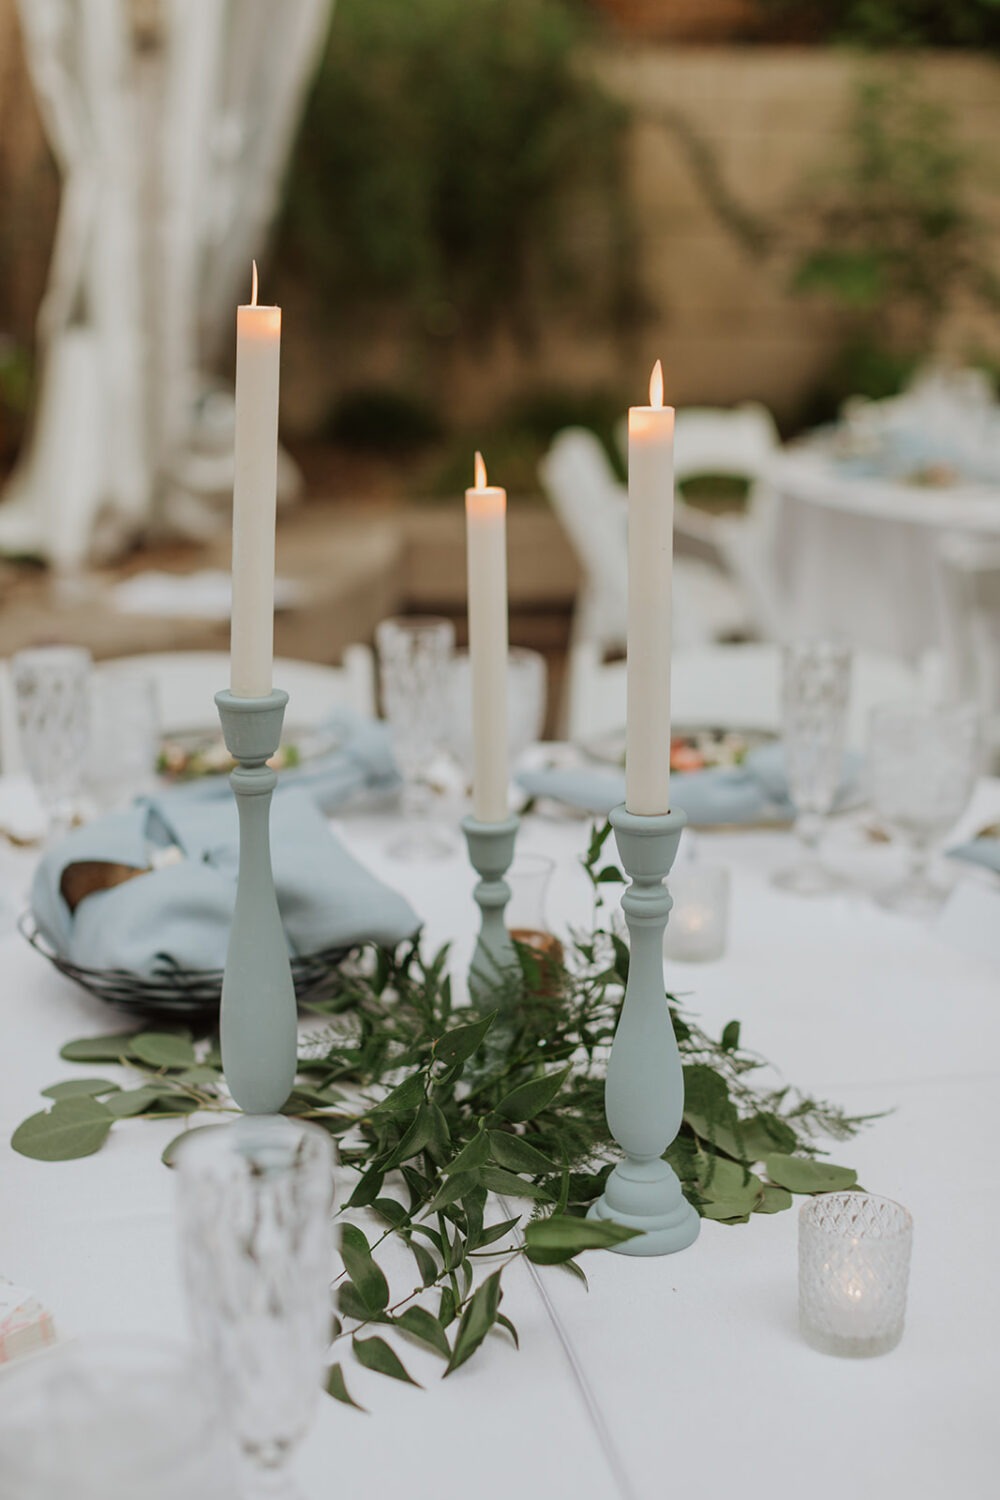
[13, 822, 875, 1405]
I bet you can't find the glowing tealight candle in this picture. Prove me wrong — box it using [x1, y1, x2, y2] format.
[230, 261, 281, 698]
[625, 359, 674, 815]
[464, 452, 509, 822]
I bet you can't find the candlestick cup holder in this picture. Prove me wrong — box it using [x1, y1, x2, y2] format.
[461, 813, 520, 1001]
[588, 804, 700, 1256]
[215, 689, 297, 1115]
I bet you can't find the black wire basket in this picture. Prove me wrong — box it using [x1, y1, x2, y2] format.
[19, 912, 348, 1024]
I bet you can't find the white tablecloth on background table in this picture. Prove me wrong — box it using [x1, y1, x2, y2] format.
[770, 447, 1000, 660]
[2, 787, 999, 1500]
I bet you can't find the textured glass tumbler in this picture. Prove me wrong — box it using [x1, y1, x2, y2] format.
[88, 666, 160, 811]
[665, 863, 730, 962]
[11, 645, 92, 832]
[773, 641, 852, 896]
[376, 615, 456, 860]
[0, 1335, 238, 1500]
[799, 1192, 913, 1358]
[176, 1118, 336, 1498]
[450, 646, 548, 782]
[867, 701, 980, 918]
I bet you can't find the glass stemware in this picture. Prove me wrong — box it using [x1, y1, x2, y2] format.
[867, 701, 980, 917]
[11, 644, 92, 835]
[449, 646, 548, 789]
[175, 1117, 336, 1499]
[376, 615, 456, 860]
[772, 641, 853, 896]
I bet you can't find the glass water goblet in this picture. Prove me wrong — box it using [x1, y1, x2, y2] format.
[376, 615, 456, 860]
[867, 701, 980, 917]
[88, 665, 161, 811]
[450, 646, 548, 789]
[175, 1117, 336, 1499]
[772, 641, 853, 896]
[11, 644, 93, 835]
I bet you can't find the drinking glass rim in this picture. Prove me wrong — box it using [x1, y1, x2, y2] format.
[11, 645, 93, 672]
[798, 1191, 913, 1240]
[376, 615, 455, 641]
[172, 1114, 337, 1178]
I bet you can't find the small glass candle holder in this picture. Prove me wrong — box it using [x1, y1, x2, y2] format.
[664, 863, 730, 963]
[799, 1192, 913, 1358]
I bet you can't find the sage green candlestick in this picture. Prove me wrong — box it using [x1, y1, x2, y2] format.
[588, 804, 700, 1256]
[215, 688, 297, 1115]
[461, 813, 519, 1001]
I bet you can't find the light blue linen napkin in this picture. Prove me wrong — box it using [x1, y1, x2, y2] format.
[517, 744, 859, 825]
[172, 708, 400, 815]
[31, 786, 419, 978]
[947, 837, 1000, 877]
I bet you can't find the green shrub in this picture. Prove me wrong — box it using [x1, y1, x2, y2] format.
[278, 0, 633, 344]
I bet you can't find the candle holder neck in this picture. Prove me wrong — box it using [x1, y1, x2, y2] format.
[587, 803, 700, 1256]
[461, 813, 519, 1003]
[215, 689, 297, 1115]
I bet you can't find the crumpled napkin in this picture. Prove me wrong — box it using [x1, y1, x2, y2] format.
[172, 708, 400, 815]
[517, 744, 860, 825]
[948, 836, 1000, 877]
[31, 786, 419, 978]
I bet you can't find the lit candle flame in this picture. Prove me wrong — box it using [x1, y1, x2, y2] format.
[474, 451, 487, 489]
[251, 259, 259, 308]
[649, 358, 664, 409]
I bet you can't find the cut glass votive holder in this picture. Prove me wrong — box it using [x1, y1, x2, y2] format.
[799, 1192, 913, 1358]
[664, 863, 730, 963]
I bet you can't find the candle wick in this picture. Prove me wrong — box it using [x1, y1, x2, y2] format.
[251, 259, 259, 308]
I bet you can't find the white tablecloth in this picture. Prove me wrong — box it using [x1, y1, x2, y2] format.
[771, 448, 1000, 660]
[2, 792, 999, 1500]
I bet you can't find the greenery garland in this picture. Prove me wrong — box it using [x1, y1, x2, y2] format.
[13, 822, 874, 1405]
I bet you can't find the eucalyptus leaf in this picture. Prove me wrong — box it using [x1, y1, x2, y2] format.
[325, 1362, 367, 1411]
[340, 1224, 390, 1312]
[161, 1124, 228, 1167]
[59, 1034, 137, 1064]
[494, 1066, 570, 1124]
[524, 1214, 641, 1264]
[497, 1313, 519, 1348]
[755, 1185, 793, 1214]
[476, 1216, 521, 1249]
[409, 1239, 439, 1287]
[129, 1033, 196, 1071]
[445, 1270, 503, 1376]
[372, 1073, 425, 1115]
[353, 1335, 421, 1387]
[105, 1086, 166, 1118]
[41, 1078, 120, 1100]
[479, 1166, 552, 1202]
[765, 1155, 858, 1195]
[396, 1306, 451, 1359]
[12, 1097, 113, 1161]
[434, 1012, 496, 1071]
[488, 1131, 557, 1176]
[443, 1130, 492, 1175]
[425, 1169, 481, 1214]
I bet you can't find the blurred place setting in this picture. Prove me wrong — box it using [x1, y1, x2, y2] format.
[0, 3, 999, 1499]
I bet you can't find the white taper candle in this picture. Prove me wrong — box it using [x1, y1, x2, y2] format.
[625, 359, 674, 815]
[230, 261, 281, 698]
[465, 451, 509, 822]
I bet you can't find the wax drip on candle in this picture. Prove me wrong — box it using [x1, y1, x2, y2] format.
[251, 259, 258, 307]
[649, 358, 664, 408]
[474, 450, 487, 488]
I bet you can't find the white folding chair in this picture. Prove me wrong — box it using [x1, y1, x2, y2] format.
[97, 646, 376, 734]
[540, 428, 750, 656]
[671, 403, 785, 641]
